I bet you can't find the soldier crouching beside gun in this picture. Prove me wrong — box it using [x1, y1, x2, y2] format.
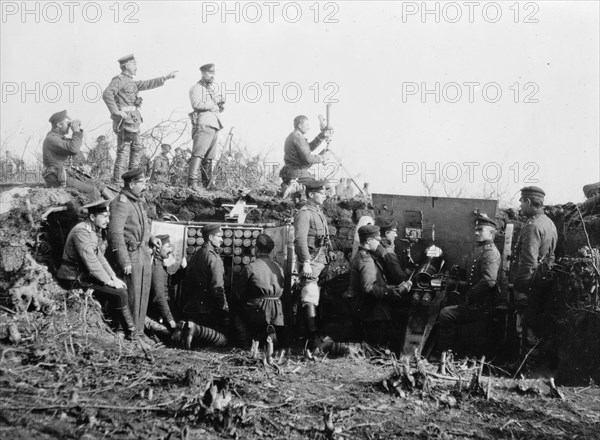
[56, 200, 145, 346]
[145, 234, 181, 344]
[350, 225, 413, 355]
[42, 110, 111, 201]
[180, 224, 229, 349]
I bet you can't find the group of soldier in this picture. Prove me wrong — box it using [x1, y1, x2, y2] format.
[41, 53, 339, 199]
[40, 53, 559, 364]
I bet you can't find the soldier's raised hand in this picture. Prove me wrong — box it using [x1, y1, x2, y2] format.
[165, 71, 178, 80]
[71, 120, 82, 132]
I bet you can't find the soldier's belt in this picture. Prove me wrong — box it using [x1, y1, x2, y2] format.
[120, 106, 137, 112]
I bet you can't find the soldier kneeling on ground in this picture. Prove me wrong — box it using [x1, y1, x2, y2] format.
[232, 234, 285, 348]
[56, 200, 149, 349]
[145, 234, 182, 344]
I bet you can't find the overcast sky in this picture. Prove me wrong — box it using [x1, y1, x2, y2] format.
[1, 1, 598, 205]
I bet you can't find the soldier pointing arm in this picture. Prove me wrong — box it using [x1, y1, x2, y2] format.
[102, 54, 176, 184]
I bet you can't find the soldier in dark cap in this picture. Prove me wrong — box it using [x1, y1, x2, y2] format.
[512, 186, 557, 355]
[151, 144, 171, 184]
[56, 200, 146, 345]
[438, 215, 501, 354]
[373, 217, 409, 285]
[350, 225, 413, 353]
[293, 179, 334, 350]
[102, 54, 177, 184]
[107, 168, 162, 335]
[279, 115, 332, 194]
[182, 224, 229, 345]
[188, 63, 224, 191]
[42, 110, 109, 200]
[233, 234, 285, 347]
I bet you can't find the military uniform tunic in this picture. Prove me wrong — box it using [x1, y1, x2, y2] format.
[189, 79, 223, 160]
[279, 130, 326, 184]
[236, 256, 285, 330]
[438, 239, 501, 351]
[42, 129, 103, 200]
[58, 221, 116, 284]
[102, 73, 166, 182]
[373, 237, 408, 285]
[184, 242, 228, 326]
[57, 220, 128, 311]
[151, 153, 170, 183]
[149, 257, 176, 324]
[107, 188, 154, 332]
[294, 200, 330, 306]
[512, 212, 557, 336]
[349, 246, 405, 352]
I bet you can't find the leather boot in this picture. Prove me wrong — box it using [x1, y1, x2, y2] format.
[187, 156, 203, 192]
[112, 142, 129, 184]
[303, 304, 320, 351]
[201, 159, 213, 188]
[116, 305, 138, 341]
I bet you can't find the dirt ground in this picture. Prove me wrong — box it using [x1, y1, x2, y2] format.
[1, 186, 599, 439]
[1, 300, 599, 440]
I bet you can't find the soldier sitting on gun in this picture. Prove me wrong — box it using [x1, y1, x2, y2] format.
[234, 234, 285, 348]
[438, 216, 500, 356]
[56, 199, 147, 347]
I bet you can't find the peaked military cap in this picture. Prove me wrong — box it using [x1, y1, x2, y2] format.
[202, 224, 222, 237]
[376, 217, 398, 232]
[583, 182, 600, 199]
[160, 143, 172, 151]
[83, 199, 110, 215]
[200, 63, 215, 73]
[256, 233, 275, 253]
[155, 234, 171, 245]
[96, 135, 106, 142]
[121, 168, 145, 182]
[475, 215, 497, 229]
[358, 224, 380, 240]
[520, 186, 546, 200]
[304, 179, 326, 192]
[49, 110, 68, 125]
[118, 54, 135, 65]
